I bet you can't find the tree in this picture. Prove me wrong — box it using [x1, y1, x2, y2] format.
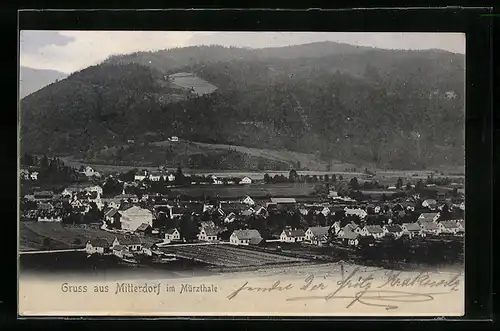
[339, 175, 343, 181]
[324, 174, 329, 182]
[21, 153, 34, 166]
[288, 169, 298, 182]
[263, 173, 271, 184]
[396, 177, 403, 189]
[406, 182, 412, 190]
[349, 177, 360, 190]
[331, 174, 337, 182]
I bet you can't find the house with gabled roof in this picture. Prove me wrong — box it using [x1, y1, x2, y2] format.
[230, 229, 263, 246]
[280, 228, 306, 243]
[358, 225, 385, 239]
[198, 226, 223, 242]
[383, 224, 404, 239]
[224, 212, 236, 223]
[164, 228, 181, 243]
[112, 235, 143, 251]
[417, 212, 440, 223]
[422, 199, 438, 210]
[305, 226, 330, 246]
[401, 222, 424, 239]
[419, 221, 440, 236]
[242, 195, 255, 205]
[86, 238, 110, 255]
[438, 220, 460, 234]
[338, 228, 360, 246]
[135, 223, 153, 235]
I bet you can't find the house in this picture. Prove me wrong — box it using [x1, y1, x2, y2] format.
[242, 196, 255, 206]
[459, 201, 465, 211]
[418, 212, 440, 223]
[270, 197, 297, 205]
[103, 198, 121, 210]
[142, 242, 159, 256]
[224, 212, 236, 223]
[164, 228, 181, 243]
[38, 216, 63, 222]
[280, 229, 306, 243]
[167, 174, 176, 182]
[85, 185, 103, 196]
[358, 225, 385, 239]
[198, 227, 223, 242]
[104, 208, 122, 227]
[335, 223, 359, 237]
[112, 235, 143, 251]
[20, 169, 30, 180]
[320, 206, 331, 217]
[30, 171, 39, 180]
[229, 229, 263, 246]
[422, 199, 438, 210]
[239, 177, 252, 184]
[37, 202, 54, 213]
[115, 193, 139, 203]
[383, 224, 404, 239]
[33, 191, 54, 201]
[305, 226, 330, 243]
[112, 245, 134, 259]
[135, 223, 153, 235]
[134, 171, 148, 181]
[456, 219, 465, 231]
[401, 223, 423, 238]
[85, 238, 110, 255]
[344, 207, 368, 219]
[169, 136, 179, 142]
[149, 172, 163, 182]
[419, 221, 441, 235]
[299, 208, 309, 216]
[438, 220, 460, 234]
[241, 208, 255, 217]
[83, 166, 101, 178]
[120, 206, 153, 232]
[254, 206, 268, 217]
[338, 228, 360, 246]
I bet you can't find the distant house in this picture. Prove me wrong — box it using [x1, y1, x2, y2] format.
[270, 197, 296, 205]
[103, 198, 121, 210]
[115, 193, 139, 203]
[422, 199, 438, 210]
[120, 206, 153, 232]
[320, 206, 331, 217]
[438, 220, 460, 234]
[142, 242, 159, 256]
[83, 166, 101, 178]
[383, 224, 404, 239]
[149, 172, 163, 182]
[338, 228, 360, 246]
[417, 212, 440, 223]
[254, 206, 268, 217]
[134, 171, 148, 181]
[242, 196, 255, 205]
[38, 216, 62, 223]
[224, 212, 236, 223]
[30, 171, 39, 181]
[280, 229, 306, 243]
[198, 227, 223, 242]
[112, 235, 143, 251]
[239, 177, 252, 184]
[135, 223, 153, 235]
[164, 228, 181, 243]
[305, 226, 330, 245]
[112, 245, 133, 259]
[168, 136, 179, 142]
[455, 219, 465, 231]
[104, 208, 122, 227]
[86, 238, 110, 255]
[167, 174, 176, 182]
[419, 221, 441, 235]
[344, 207, 367, 219]
[241, 208, 255, 217]
[230, 229, 263, 246]
[358, 225, 385, 239]
[401, 222, 423, 238]
[20, 169, 30, 180]
[33, 191, 54, 201]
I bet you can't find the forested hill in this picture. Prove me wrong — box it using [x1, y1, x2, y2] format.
[19, 42, 465, 170]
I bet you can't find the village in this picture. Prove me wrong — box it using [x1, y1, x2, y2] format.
[19, 158, 465, 269]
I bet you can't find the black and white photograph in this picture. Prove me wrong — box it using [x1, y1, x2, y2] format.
[18, 30, 465, 316]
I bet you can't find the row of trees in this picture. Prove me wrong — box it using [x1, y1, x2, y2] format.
[21, 153, 80, 183]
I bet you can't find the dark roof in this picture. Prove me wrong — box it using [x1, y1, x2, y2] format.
[205, 227, 223, 236]
[403, 223, 421, 231]
[232, 229, 262, 240]
[136, 223, 152, 231]
[439, 220, 459, 229]
[308, 226, 330, 237]
[143, 242, 158, 249]
[105, 208, 120, 218]
[165, 228, 178, 235]
[249, 237, 263, 245]
[116, 235, 143, 245]
[385, 225, 403, 233]
[270, 198, 296, 204]
[89, 238, 110, 247]
[365, 225, 384, 234]
[420, 221, 439, 231]
[341, 228, 359, 240]
[282, 229, 306, 237]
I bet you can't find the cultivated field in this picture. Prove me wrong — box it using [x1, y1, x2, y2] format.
[19, 222, 158, 251]
[160, 244, 308, 267]
[169, 72, 218, 96]
[169, 182, 318, 198]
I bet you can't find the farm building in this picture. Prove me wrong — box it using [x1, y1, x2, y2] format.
[401, 223, 423, 238]
[104, 208, 122, 227]
[30, 171, 39, 180]
[239, 177, 252, 184]
[86, 238, 110, 255]
[338, 228, 360, 246]
[198, 227, 223, 242]
[135, 223, 153, 235]
[419, 221, 440, 235]
[255, 206, 268, 217]
[305, 226, 330, 243]
[242, 196, 255, 205]
[383, 224, 404, 239]
[357, 225, 385, 239]
[38, 216, 62, 222]
[422, 199, 438, 210]
[164, 228, 181, 243]
[280, 229, 306, 243]
[418, 212, 440, 223]
[113, 235, 143, 252]
[230, 229, 263, 246]
[344, 207, 368, 219]
[112, 245, 134, 259]
[142, 242, 159, 256]
[102, 198, 121, 210]
[224, 212, 237, 223]
[115, 193, 139, 203]
[120, 206, 153, 232]
[438, 220, 460, 234]
[82, 166, 101, 178]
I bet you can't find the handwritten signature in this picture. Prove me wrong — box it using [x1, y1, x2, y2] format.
[227, 266, 462, 310]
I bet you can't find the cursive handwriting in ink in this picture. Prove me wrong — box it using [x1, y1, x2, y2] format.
[226, 281, 294, 300]
[378, 271, 461, 292]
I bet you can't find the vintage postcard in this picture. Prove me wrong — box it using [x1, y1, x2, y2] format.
[18, 31, 465, 316]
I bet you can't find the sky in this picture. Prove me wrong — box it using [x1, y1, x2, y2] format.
[19, 31, 465, 74]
